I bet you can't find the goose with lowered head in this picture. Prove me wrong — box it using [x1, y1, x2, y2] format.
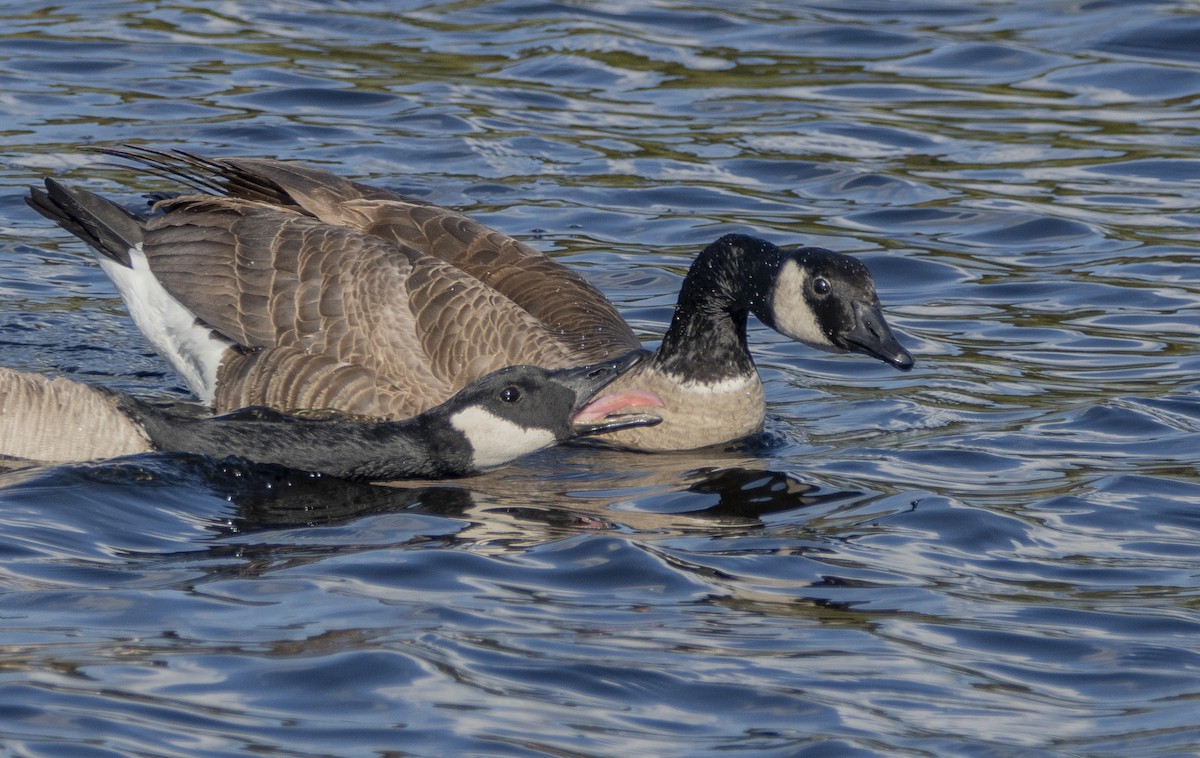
[0, 352, 659, 481]
[25, 146, 913, 452]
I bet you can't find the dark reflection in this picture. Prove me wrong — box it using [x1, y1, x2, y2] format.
[210, 455, 859, 532]
[0, 452, 463, 531]
[193, 454, 855, 535]
[3, 446, 859, 540]
[676, 467, 859, 520]
[218, 466, 472, 532]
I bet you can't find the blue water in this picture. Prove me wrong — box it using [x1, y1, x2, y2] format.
[2, 1, 1200, 755]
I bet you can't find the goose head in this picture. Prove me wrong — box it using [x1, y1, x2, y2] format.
[761, 246, 914, 371]
[446, 351, 663, 470]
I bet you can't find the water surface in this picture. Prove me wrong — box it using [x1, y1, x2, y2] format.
[1, 1, 1199, 756]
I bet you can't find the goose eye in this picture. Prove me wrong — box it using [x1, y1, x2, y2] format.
[813, 277, 831, 295]
[500, 386, 521, 403]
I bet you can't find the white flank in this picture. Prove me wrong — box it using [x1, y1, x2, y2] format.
[450, 406, 556, 470]
[772, 260, 834, 350]
[98, 243, 230, 403]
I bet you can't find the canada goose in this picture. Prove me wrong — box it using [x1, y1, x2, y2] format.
[25, 146, 914, 451]
[0, 352, 661, 481]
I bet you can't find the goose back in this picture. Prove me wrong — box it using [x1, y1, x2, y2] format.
[122, 149, 640, 360]
[134, 192, 630, 418]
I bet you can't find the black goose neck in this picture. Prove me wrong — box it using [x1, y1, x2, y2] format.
[333, 417, 448, 480]
[271, 414, 479, 481]
[653, 234, 782, 381]
[128, 399, 473, 482]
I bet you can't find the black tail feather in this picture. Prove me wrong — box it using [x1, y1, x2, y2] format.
[25, 178, 146, 267]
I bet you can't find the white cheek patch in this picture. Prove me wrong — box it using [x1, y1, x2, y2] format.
[771, 261, 835, 350]
[450, 406, 557, 470]
[98, 243, 230, 403]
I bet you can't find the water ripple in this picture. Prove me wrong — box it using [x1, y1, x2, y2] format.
[3, 1, 1200, 755]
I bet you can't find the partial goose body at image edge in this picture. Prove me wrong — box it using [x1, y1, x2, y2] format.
[24, 145, 914, 452]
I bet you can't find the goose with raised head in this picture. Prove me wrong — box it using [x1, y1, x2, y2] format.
[0, 352, 660, 481]
[25, 146, 914, 452]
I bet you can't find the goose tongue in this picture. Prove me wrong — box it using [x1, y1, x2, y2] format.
[572, 389, 664, 436]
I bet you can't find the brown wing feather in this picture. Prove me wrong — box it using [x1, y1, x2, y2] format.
[103, 147, 639, 357]
[140, 195, 590, 417]
[219, 157, 639, 356]
[215, 346, 433, 418]
[361, 202, 639, 360]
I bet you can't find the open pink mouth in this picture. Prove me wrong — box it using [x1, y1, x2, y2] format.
[572, 389, 664, 425]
